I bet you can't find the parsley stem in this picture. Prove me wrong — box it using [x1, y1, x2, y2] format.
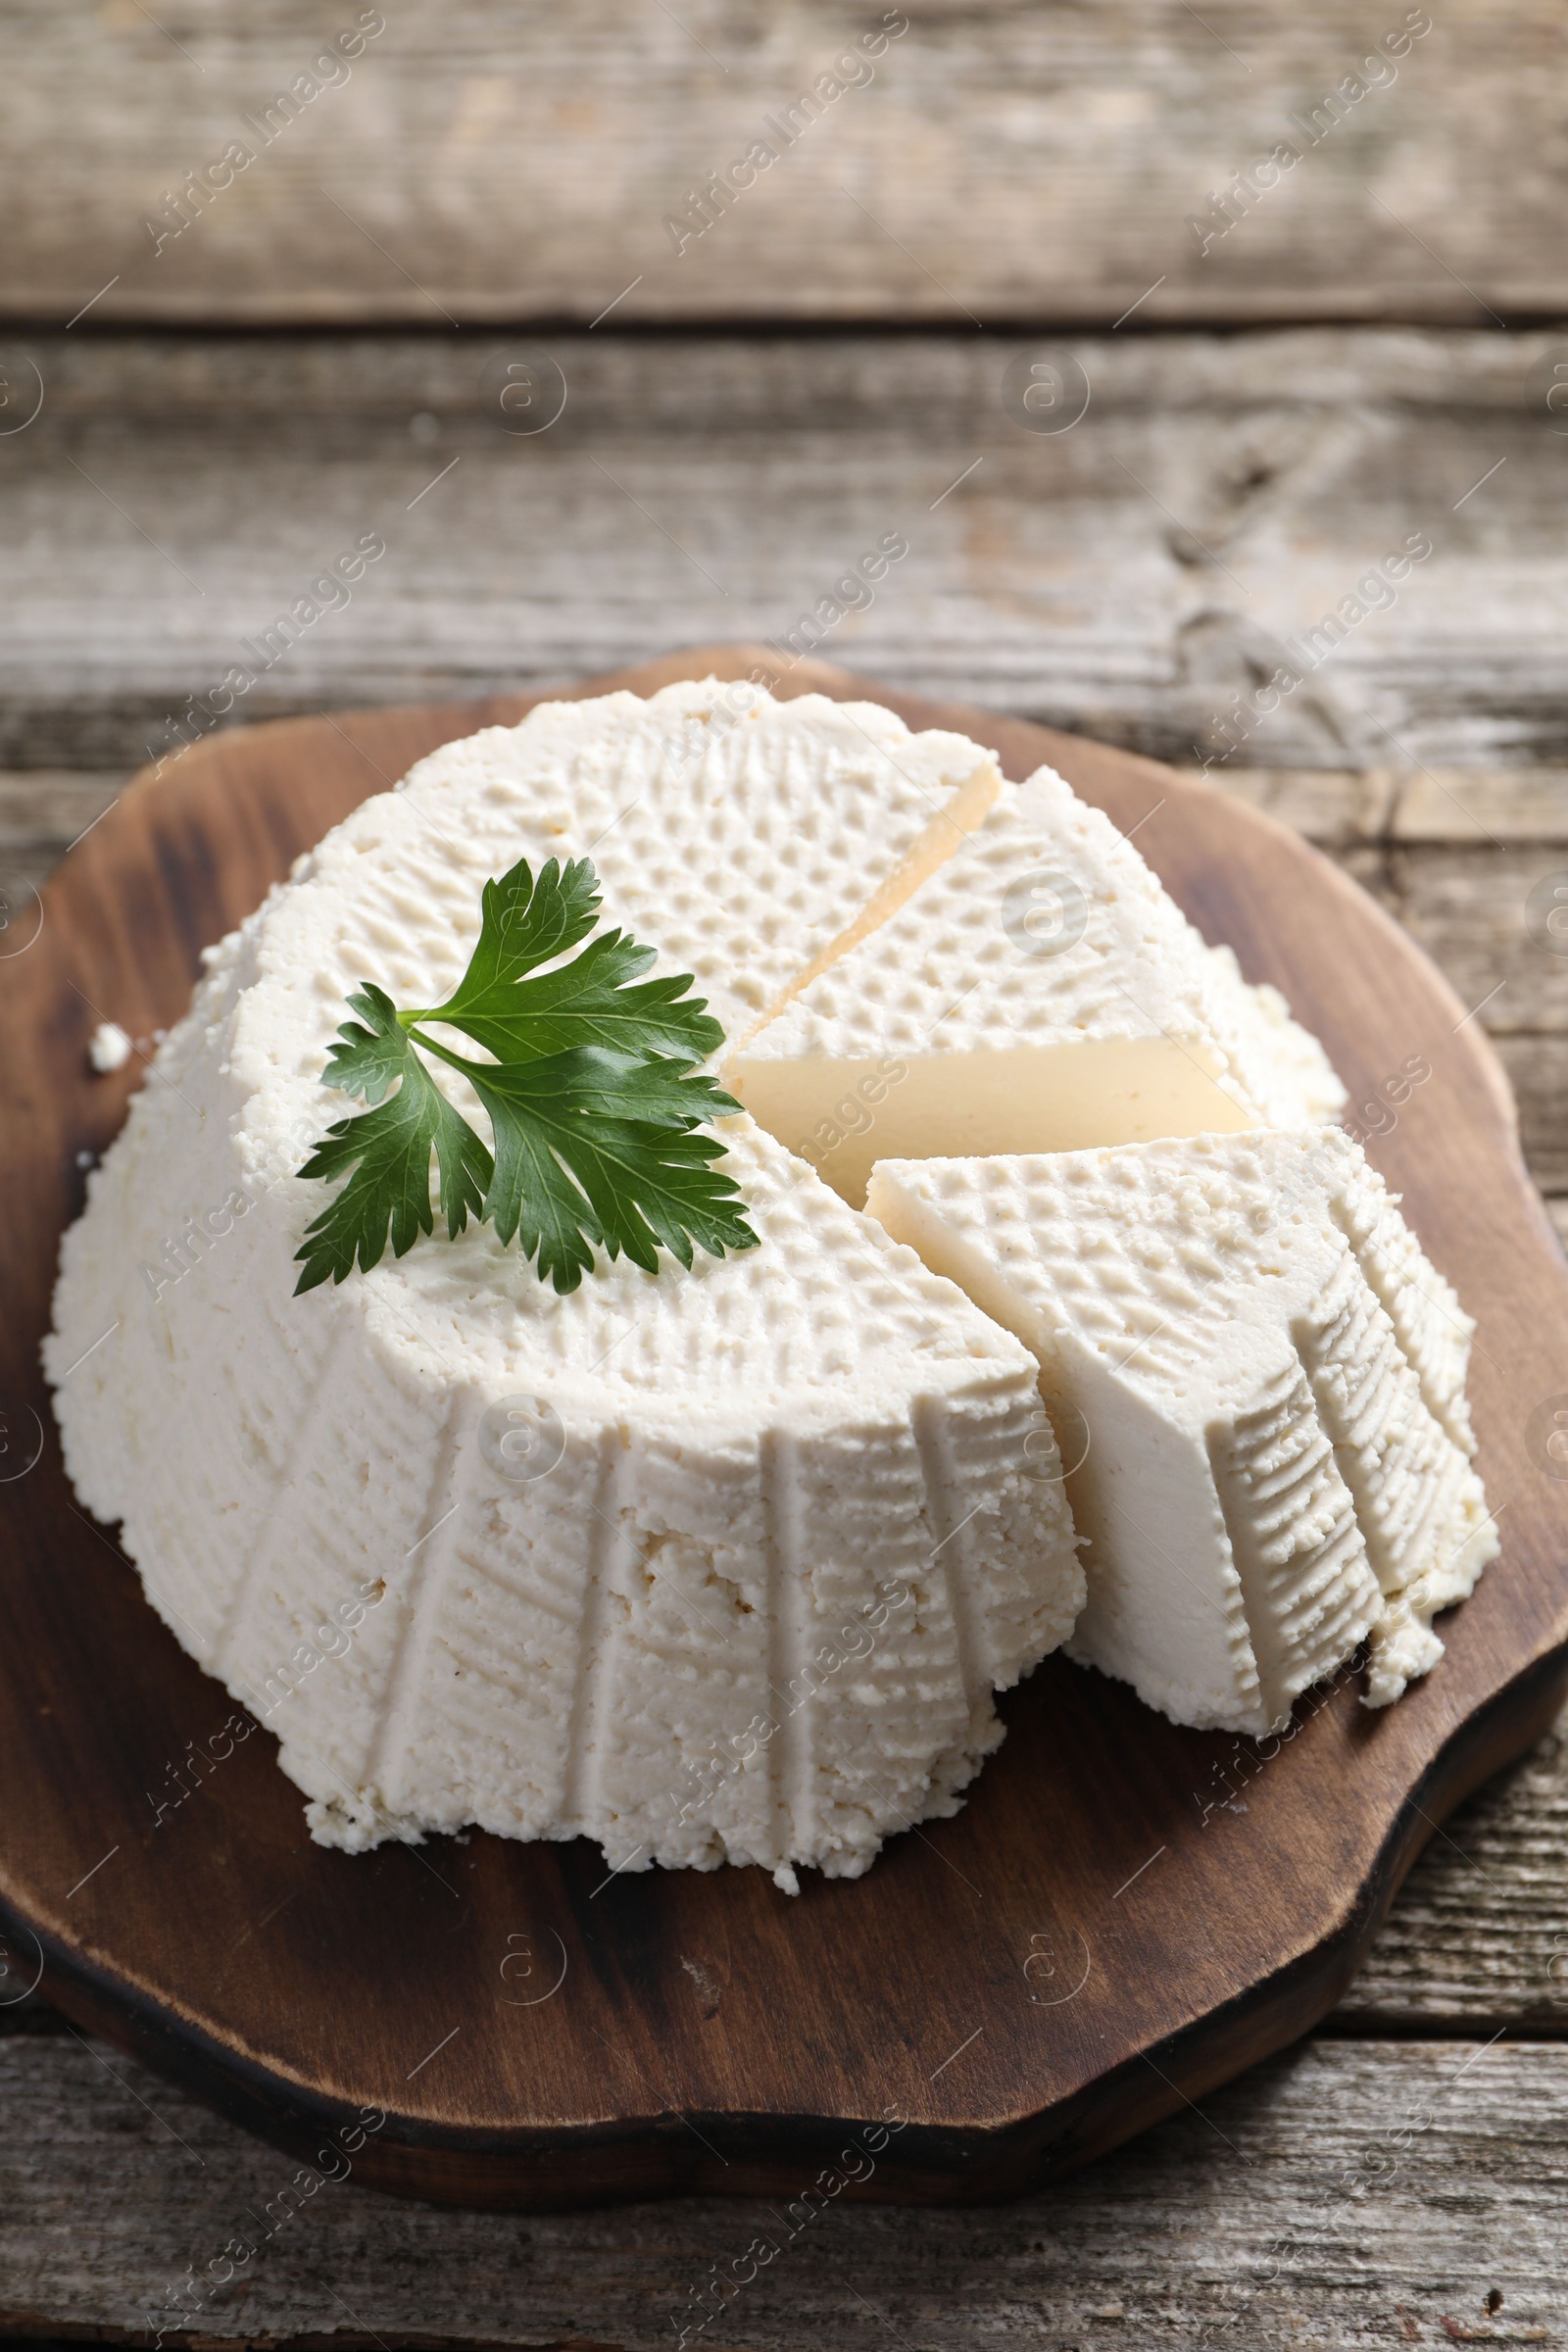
[403, 1025, 486, 1079]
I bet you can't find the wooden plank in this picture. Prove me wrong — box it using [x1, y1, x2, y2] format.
[4, 2, 1563, 326]
[1492, 1038, 1568, 1194]
[0, 329, 1566, 772]
[1198, 764, 1396, 846]
[1395, 773, 1568, 846]
[1335, 1704, 1568, 2029]
[1200, 769, 1568, 851]
[0, 2035, 1563, 2347]
[1384, 849, 1568, 1034]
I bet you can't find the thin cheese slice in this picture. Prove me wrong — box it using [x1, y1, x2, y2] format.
[866, 1130, 1496, 1734]
[728, 767, 1346, 1204]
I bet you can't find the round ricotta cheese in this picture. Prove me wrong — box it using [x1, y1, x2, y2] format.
[46, 682, 1083, 1886]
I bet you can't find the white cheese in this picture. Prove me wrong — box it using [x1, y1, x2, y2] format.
[45, 683, 1080, 1886]
[388, 678, 1003, 1049]
[866, 1129, 1496, 1734]
[728, 767, 1346, 1203]
[88, 1021, 132, 1073]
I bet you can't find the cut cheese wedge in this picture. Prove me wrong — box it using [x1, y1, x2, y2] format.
[46, 684, 1080, 1887]
[866, 1130, 1496, 1735]
[728, 767, 1346, 1204]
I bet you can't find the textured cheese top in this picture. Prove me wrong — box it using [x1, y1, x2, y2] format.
[384, 680, 1001, 1049]
[737, 766, 1345, 1128]
[203, 679, 1000, 1380]
[869, 1130, 1463, 1418]
[867, 1131, 1495, 1732]
[46, 682, 1080, 1886]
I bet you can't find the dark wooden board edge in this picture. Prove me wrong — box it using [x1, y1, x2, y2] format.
[2, 643, 1564, 2210]
[14, 1646, 1566, 2213]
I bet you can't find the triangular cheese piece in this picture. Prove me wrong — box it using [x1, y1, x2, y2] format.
[866, 1129, 1496, 1734]
[728, 767, 1346, 1204]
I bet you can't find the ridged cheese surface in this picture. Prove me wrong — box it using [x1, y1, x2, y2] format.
[730, 769, 1346, 1202]
[867, 1129, 1496, 1734]
[45, 683, 1080, 1886]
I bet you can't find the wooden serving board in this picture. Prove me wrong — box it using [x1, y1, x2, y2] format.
[2, 647, 1566, 2213]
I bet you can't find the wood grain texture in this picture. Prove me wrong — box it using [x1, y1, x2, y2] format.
[1, 2035, 1564, 2349]
[32, 1693, 1566, 2049]
[1334, 1701, 1568, 2029]
[3, 1, 1562, 326]
[1188, 768, 1568, 852]
[0, 329, 1564, 771]
[12, 1704, 1566, 2041]
[0, 772, 121, 906]
[1489, 1040, 1568, 1196]
[1, 647, 1565, 2212]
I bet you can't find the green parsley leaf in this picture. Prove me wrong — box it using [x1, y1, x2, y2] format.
[295, 858, 759, 1296]
[292, 987, 493, 1294]
[413, 857, 724, 1068]
[454, 1046, 756, 1292]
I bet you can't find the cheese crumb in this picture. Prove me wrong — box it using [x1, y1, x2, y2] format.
[87, 1021, 132, 1073]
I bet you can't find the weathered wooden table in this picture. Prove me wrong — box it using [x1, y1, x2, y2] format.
[5, 2, 1568, 2342]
